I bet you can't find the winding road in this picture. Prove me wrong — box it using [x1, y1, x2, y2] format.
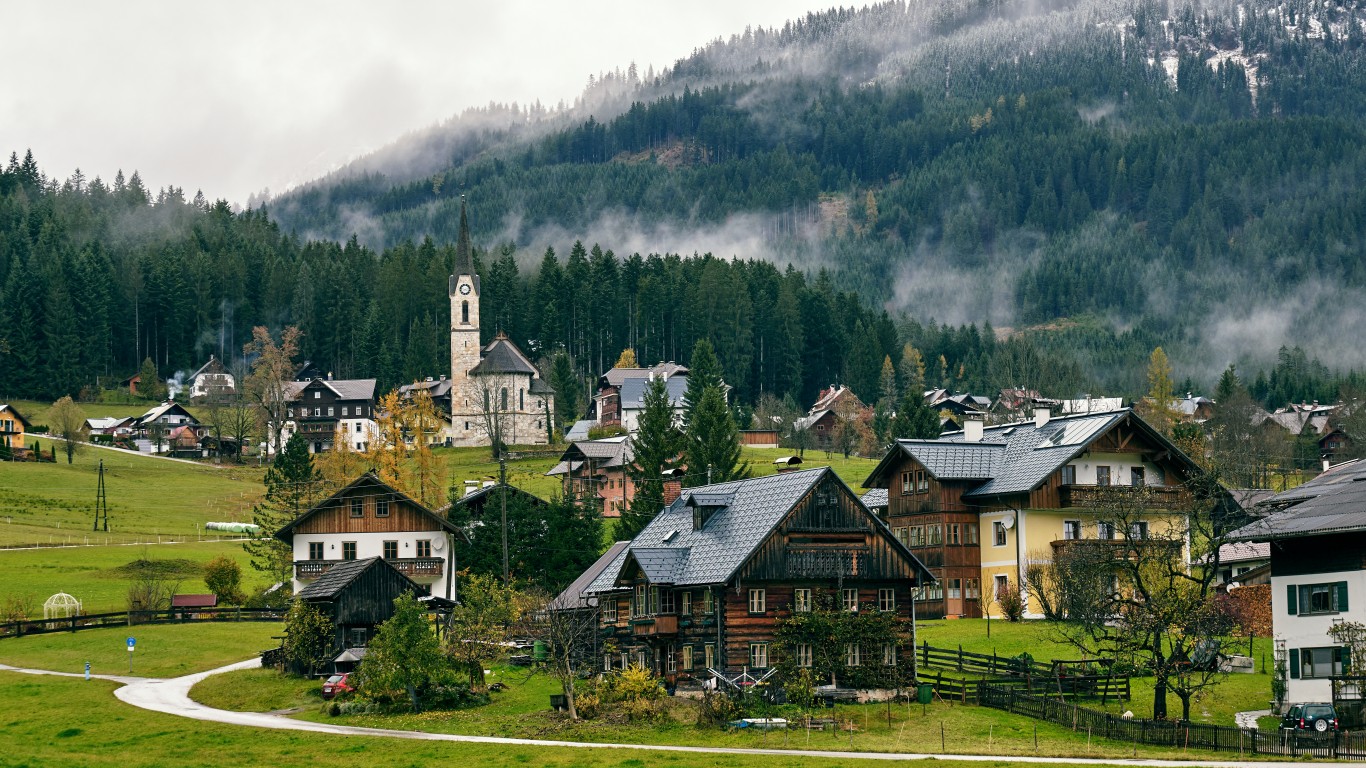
[0, 659, 1335, 766]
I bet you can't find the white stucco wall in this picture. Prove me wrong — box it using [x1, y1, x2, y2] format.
[1273, 569, 1366, 704]
[291, 530, 454, 599]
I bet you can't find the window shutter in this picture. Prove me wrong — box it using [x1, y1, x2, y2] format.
[1343, 647, 1353, 675]
[1290, 648, 1301, 679]
[1338, 582, 1349, 612]
[1287, 584, 1297, 615]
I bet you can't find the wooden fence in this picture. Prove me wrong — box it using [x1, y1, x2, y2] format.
[918, 641, 1130, 702]
[0, 607, 285, 638]
[980, 682, 1366, 759]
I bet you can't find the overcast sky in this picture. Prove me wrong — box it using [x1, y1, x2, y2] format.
[2, 1, 817, 206]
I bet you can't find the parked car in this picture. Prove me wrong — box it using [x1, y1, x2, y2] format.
[321, 673, 353, 700]
[1281, 703, 1340, 733]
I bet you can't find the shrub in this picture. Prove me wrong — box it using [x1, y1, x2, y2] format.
[592, 663, 666, 722]
[997, 582, 1025, 621]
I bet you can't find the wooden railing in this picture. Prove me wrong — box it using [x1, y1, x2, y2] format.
[295, 557, 444, 580]
[1058, 484, 1188, 510]
[631, 615, 679, 636]
[917, 641, 1130, 701]
[0, 607, 285, 639]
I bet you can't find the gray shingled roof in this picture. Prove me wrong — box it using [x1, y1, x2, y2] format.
[585, 468, 829, 593]
[1229, 460, 1366, 541]
[861, 488, 888, 510]
[470, 336, 537, 376]
[896, 441, 1006, 480]
[631, 547, 691, 583]
[549, 437, 633, 474]
[549, 541, 630, 611]
[298, 557, 382, 600]
[619, 375, 687, 410]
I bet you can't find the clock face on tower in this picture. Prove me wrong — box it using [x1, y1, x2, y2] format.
[459, 283, 471, 295]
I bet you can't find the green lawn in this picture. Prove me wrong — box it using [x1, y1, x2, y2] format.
[0, 539, 268, 615]
[190, 665, 321, 712]
[0, 622, 281, 678]
[740, 447, 881, 492]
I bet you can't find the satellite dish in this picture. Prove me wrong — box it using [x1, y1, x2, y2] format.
[1001, 514, 1015, 530]
[432, 538, 445, 552]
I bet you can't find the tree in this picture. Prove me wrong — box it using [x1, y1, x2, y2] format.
[137, 357, 166, 401]
[684, 385, 748, 487]
[281, 599, 334, 676]
[614, 348, 638, 368]
[314, 425, 368, 487]
[1137, 347, 1178, 437]
[548, 351, 582, 434]
[682, 339, 722, 422]
[889, 387, 940, 440]
[463, 370, 520, 458]
[623, 375, 683, 539]
[360, 593, 447, 711]
[445, 573, 522, 690]
[48, 396, 87, 464]
[527, 592, 601, 720]
[203, 555, 244, 605]
[449, 490, 602, 591]
[243, 433, 321, 583]
[242, 325, 301, 456]
[405, 387, 447, 507]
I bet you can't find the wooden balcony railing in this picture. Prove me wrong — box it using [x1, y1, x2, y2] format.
[1058, 484, 1187, 510]
[295, 557, 444, 580]
[631, 615, 678, 636]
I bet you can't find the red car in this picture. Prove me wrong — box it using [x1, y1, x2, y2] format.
[321, 673, 353, 699]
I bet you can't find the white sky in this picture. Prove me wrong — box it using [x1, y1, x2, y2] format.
[2, 1, 816, 206]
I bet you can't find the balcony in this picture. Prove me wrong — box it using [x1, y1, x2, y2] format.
[631, 615, 678, 636]
[293, 419, 337, 436]
[1058, 484, 1188, 511]
[294, 557, 444, 581]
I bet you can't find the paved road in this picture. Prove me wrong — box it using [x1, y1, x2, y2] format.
[0, 660, 1343, 766]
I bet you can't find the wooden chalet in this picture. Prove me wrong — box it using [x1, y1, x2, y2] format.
[583, 467, 933, 682]
[864, 407, 1204, 620]
[0, 404, 31, 453]
[296, 556, 422, 659]
[274, 472, 463, 600]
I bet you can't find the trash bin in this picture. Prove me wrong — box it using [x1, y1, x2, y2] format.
[533, 640, 548, 662]
[549, 694, 567, 711]
[917, 683, 933, 704]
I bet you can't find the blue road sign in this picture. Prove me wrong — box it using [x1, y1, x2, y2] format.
[127, 636, 135, 651]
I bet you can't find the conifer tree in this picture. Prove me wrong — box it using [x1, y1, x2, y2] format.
[889, 387, 940, 440]
[623, 375, 683, 539]
[682, 339, 722, 422]
[684, 385, 748, 487]
[244, 433, 321, 582]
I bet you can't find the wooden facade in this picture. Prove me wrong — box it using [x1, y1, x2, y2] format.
[595, 472, 928, 681]
[883, 455, 984, 619]
[299, 558, 422, 651]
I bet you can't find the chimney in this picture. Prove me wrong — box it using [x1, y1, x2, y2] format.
[1324, 458, 1332, 473]
[1034, 407, 1051, 428]
[327, 371, 333, 381]
[964, 418, 984, 443]
[663, 478, 682, 506]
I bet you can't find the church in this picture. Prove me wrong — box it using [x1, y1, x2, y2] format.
[446, 200, 554, 448]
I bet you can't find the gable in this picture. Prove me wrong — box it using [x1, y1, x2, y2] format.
[276, 473, 457, 540]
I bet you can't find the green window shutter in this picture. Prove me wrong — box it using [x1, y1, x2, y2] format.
[1338, 582, 1349, 612]
[1290, 648, 1301, 679]
[1287, 584, 1297, 615]
[1343, 647, 1352, 675]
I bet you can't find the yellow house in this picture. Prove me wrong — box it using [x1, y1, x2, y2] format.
[0, 403, 32, 453]
[865, 407, 1203, 619]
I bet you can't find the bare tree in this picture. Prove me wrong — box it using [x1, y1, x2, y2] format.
[463, 371, 519, 458]
[242, 325, 301, 456]
[48, 396, 88, 464]
[525, 590, 601, 720]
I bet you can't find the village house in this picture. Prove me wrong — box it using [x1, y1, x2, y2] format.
[793, 385, 870, 447]
[0, 404, 31, 454]
[294, 556, 426, 671]
[134, 401, 203, 453]
[1228, 459, 1366, 712]
[275, 376, 378, 454]
[594, 362, 691, 432]
[274, 472, 463, 600]
[547, 436, 635, 517]
[186, 355, 236, 400]
[863, 407, 1204, 620]
[582, 467, 933, 682]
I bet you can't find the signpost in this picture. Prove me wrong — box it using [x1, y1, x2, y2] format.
[127, 636, 135, 673]
[84, 661, 90, 681]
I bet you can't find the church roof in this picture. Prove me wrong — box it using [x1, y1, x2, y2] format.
[453, 196, 473, 277]
[470, 334, 537, 377]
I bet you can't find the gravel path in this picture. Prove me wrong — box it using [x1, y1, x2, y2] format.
[1234, 709, 1272, 730]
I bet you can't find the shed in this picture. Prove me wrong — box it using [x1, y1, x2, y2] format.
[742, 430, 780, 447]
[297, 557, 423, 653]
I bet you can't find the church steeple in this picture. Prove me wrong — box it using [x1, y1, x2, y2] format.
[454, 195, 473, 277]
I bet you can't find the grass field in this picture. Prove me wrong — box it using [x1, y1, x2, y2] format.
[0, 622, 282, 678]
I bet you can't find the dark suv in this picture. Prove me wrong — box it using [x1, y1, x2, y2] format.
[1281, 703, 1340, 733]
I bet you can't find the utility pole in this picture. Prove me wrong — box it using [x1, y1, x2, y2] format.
[93, 459, 108, 532]
[500, 455, 509, 586]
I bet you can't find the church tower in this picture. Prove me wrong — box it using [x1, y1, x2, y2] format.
[449, 197, 481, 437]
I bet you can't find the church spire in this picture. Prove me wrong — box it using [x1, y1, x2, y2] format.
[454, 195, 473, 276]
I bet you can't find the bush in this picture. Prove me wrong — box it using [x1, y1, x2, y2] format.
[998, 583, 1025, 621]
[587, 664, 666, 722]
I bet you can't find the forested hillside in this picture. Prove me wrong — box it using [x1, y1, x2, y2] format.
[269, 0, 1366, 386]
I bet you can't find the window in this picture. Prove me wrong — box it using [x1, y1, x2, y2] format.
[702, 590, 714, 614]
[1063, 520, 1082, 541]
[327, 406, 334, 417]
[415, 539, 431, 558]
[500, 388, 508, 411]
[660, 590, 677, 614]
[287, 408, 294, 418]
[917, 471, 930, 493]
[895, 526, 909, 546]
[355, 423, 362, 433]
[846, 644, 861, 667]
[313, 391, 320, 399]
[350, 627, 367, 647]
[375, 499, 389, 517]
[461, 300, 469, 323]
[1061, 464, 1076, 485]
[704, 644, 716, 670]
[681, 592, 692, 615]
[1295, 647, 1349, 679]
[668, 644, 678, 673]
[1131, 467, 1145, 487]
[1096, 465, 1111, 486]
[966, 523, 979, 544]
[993, 521, 1007, 546]
[1129, 521, 1148, 540]
[620, 652, 629, 670]
[750, 643, 769, 668]
[382, 541, 398, 560]
[350, 497, 363, 517]
[748, 588, 766, 614]
[883, 643, 898, 666]
[649, 587, 660, 615]
[308, 541, 324, 560]
[604, 655, 613, 672]
[928, 524, 943, 545]
[878, 588, 896, 612]
[908, 526, 925, 547]
[342, 541, 357, 560]
[900, 470, 914, 495]
[965, 578, 981, 599]
[1290, 582, 1348, 615]
[842, 588, 859, 612]
[796, 643, 813, 668]
[342, 406, 348, 416]
[947, 524, 961, 545]
[994, 575, 1009, 603]
[682, 645, 694, 670]
[1097, 521, 1115, 540]
[794, 588, 812, 613]
[602, 599, 618, 624]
